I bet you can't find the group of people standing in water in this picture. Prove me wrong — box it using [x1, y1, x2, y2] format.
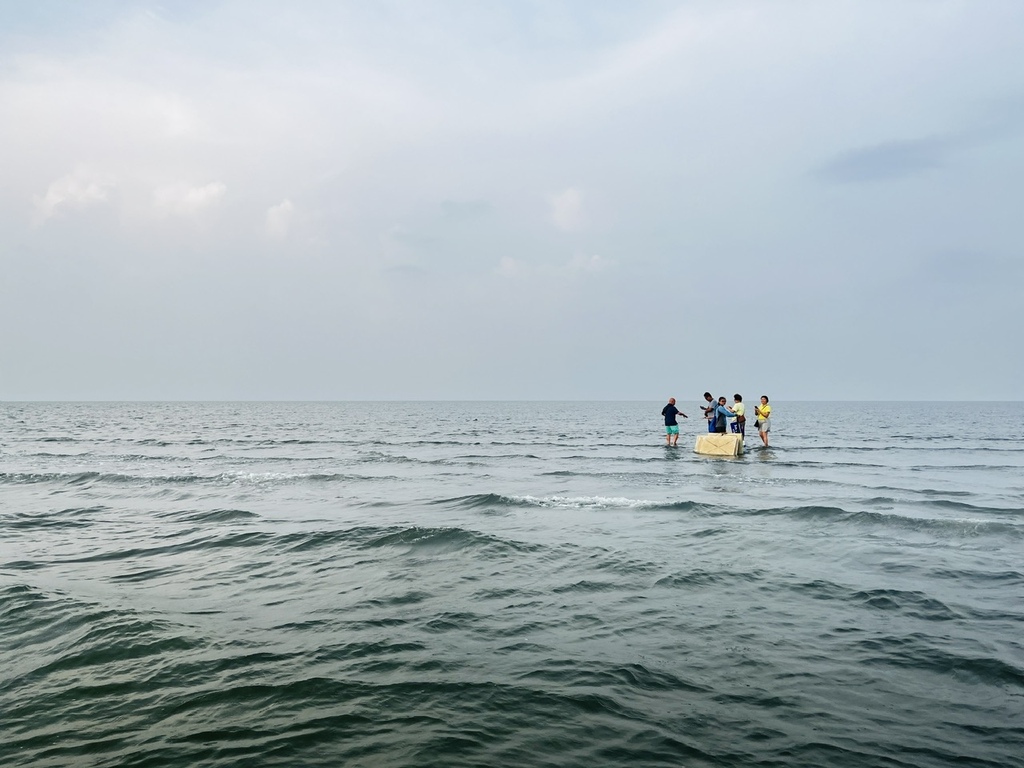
[661, 393, 772, 448]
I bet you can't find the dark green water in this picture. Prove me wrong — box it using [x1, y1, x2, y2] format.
[2, 402, 1021, 767]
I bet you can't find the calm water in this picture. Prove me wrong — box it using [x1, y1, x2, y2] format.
[1, 401, 1022, 768]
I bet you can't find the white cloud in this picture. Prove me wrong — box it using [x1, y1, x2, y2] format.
[567, 253, 611, 273]
[496, 256, 523, 277]
[549, 187, 584, 232]
[265, 199, 294, 239]
[151, 94, 201, 139]
[495, 253, 612, 280]
[153, 181, 226, 216]
[32, 168, 113, 226]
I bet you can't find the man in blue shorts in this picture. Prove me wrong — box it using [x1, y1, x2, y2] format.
[661, 398, 688, 446]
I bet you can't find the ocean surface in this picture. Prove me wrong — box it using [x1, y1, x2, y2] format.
[1, 401, 1021, 768]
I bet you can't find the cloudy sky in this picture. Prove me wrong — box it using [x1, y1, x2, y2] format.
[2, 1, 1022, 400]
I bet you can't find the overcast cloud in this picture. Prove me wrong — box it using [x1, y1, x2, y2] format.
[1, 0, 1022, 400]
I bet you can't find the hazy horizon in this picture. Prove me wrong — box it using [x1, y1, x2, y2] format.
[0, 398, 1003, 404]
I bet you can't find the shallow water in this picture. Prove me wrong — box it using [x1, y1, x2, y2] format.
[1, 401, 1022, 767]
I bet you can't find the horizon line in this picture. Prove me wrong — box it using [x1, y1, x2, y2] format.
[0, 398, 994, 404]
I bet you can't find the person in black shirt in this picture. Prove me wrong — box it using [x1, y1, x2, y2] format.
[661, 397, 688, 446]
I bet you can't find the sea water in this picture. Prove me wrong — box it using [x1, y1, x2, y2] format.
[1, 401, 1021, 768]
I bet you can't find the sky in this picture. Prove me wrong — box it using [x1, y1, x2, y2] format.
[1, 0, 1022, 401]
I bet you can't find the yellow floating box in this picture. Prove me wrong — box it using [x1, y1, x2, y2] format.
[694, 434, 744, 456]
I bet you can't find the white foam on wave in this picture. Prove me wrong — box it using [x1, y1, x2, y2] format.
[220, 471, 305, 485]
[507, 494, 661, 509]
